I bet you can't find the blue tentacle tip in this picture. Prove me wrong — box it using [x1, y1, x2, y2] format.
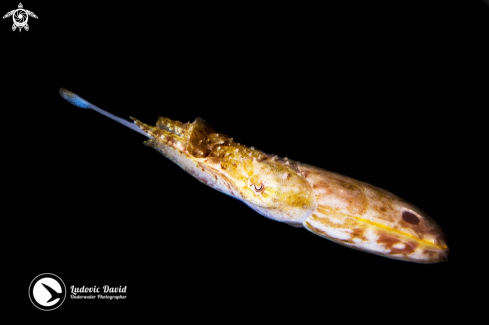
[59, 88, 90, 109]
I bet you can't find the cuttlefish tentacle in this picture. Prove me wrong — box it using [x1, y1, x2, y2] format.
[59, 88, 449, 264]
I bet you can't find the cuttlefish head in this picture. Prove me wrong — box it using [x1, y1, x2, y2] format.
[131, 116, 317, 225]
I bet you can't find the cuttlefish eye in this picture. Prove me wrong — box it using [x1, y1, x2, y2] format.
[248, 176, 265, 193]
[252, 183, 264, 192]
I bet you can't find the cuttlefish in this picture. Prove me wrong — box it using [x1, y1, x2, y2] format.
[59, 88, 448, 263]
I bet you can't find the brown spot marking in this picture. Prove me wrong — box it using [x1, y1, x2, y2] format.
[377, 233, 416, 256]
[377, 234, 401, 249]
[402, 211, 420, 225]
[369, 195, 397, 222]
[390, 242, 415, 256]
[311, 179, 333, 193]
[340, 226, 368, 245]
[337, 179, 357, 191]
[351, 227, 367, 241]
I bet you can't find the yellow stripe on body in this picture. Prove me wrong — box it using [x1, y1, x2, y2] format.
[314, 206, 448, 250]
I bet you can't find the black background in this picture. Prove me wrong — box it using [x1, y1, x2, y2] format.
[4, 0, 488, 321]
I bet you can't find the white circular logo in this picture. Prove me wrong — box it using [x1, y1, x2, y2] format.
[13, 9, 28, 27]
[28, 273, 66, 311]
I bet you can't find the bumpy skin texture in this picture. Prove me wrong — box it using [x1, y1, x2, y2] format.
[131, 116, 448, 264]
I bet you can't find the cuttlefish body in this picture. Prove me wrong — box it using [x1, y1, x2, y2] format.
[60, 88, 449, 263]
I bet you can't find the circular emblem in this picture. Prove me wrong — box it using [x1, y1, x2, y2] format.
[13, 9, 28, 28]
[28, 273, 66, 311]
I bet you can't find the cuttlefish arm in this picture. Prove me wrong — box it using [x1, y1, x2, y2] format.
[60, 88, 449, 264]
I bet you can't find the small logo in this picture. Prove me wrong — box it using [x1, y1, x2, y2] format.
[3, 3, 38, 32]
[28, 273, 66, 311]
